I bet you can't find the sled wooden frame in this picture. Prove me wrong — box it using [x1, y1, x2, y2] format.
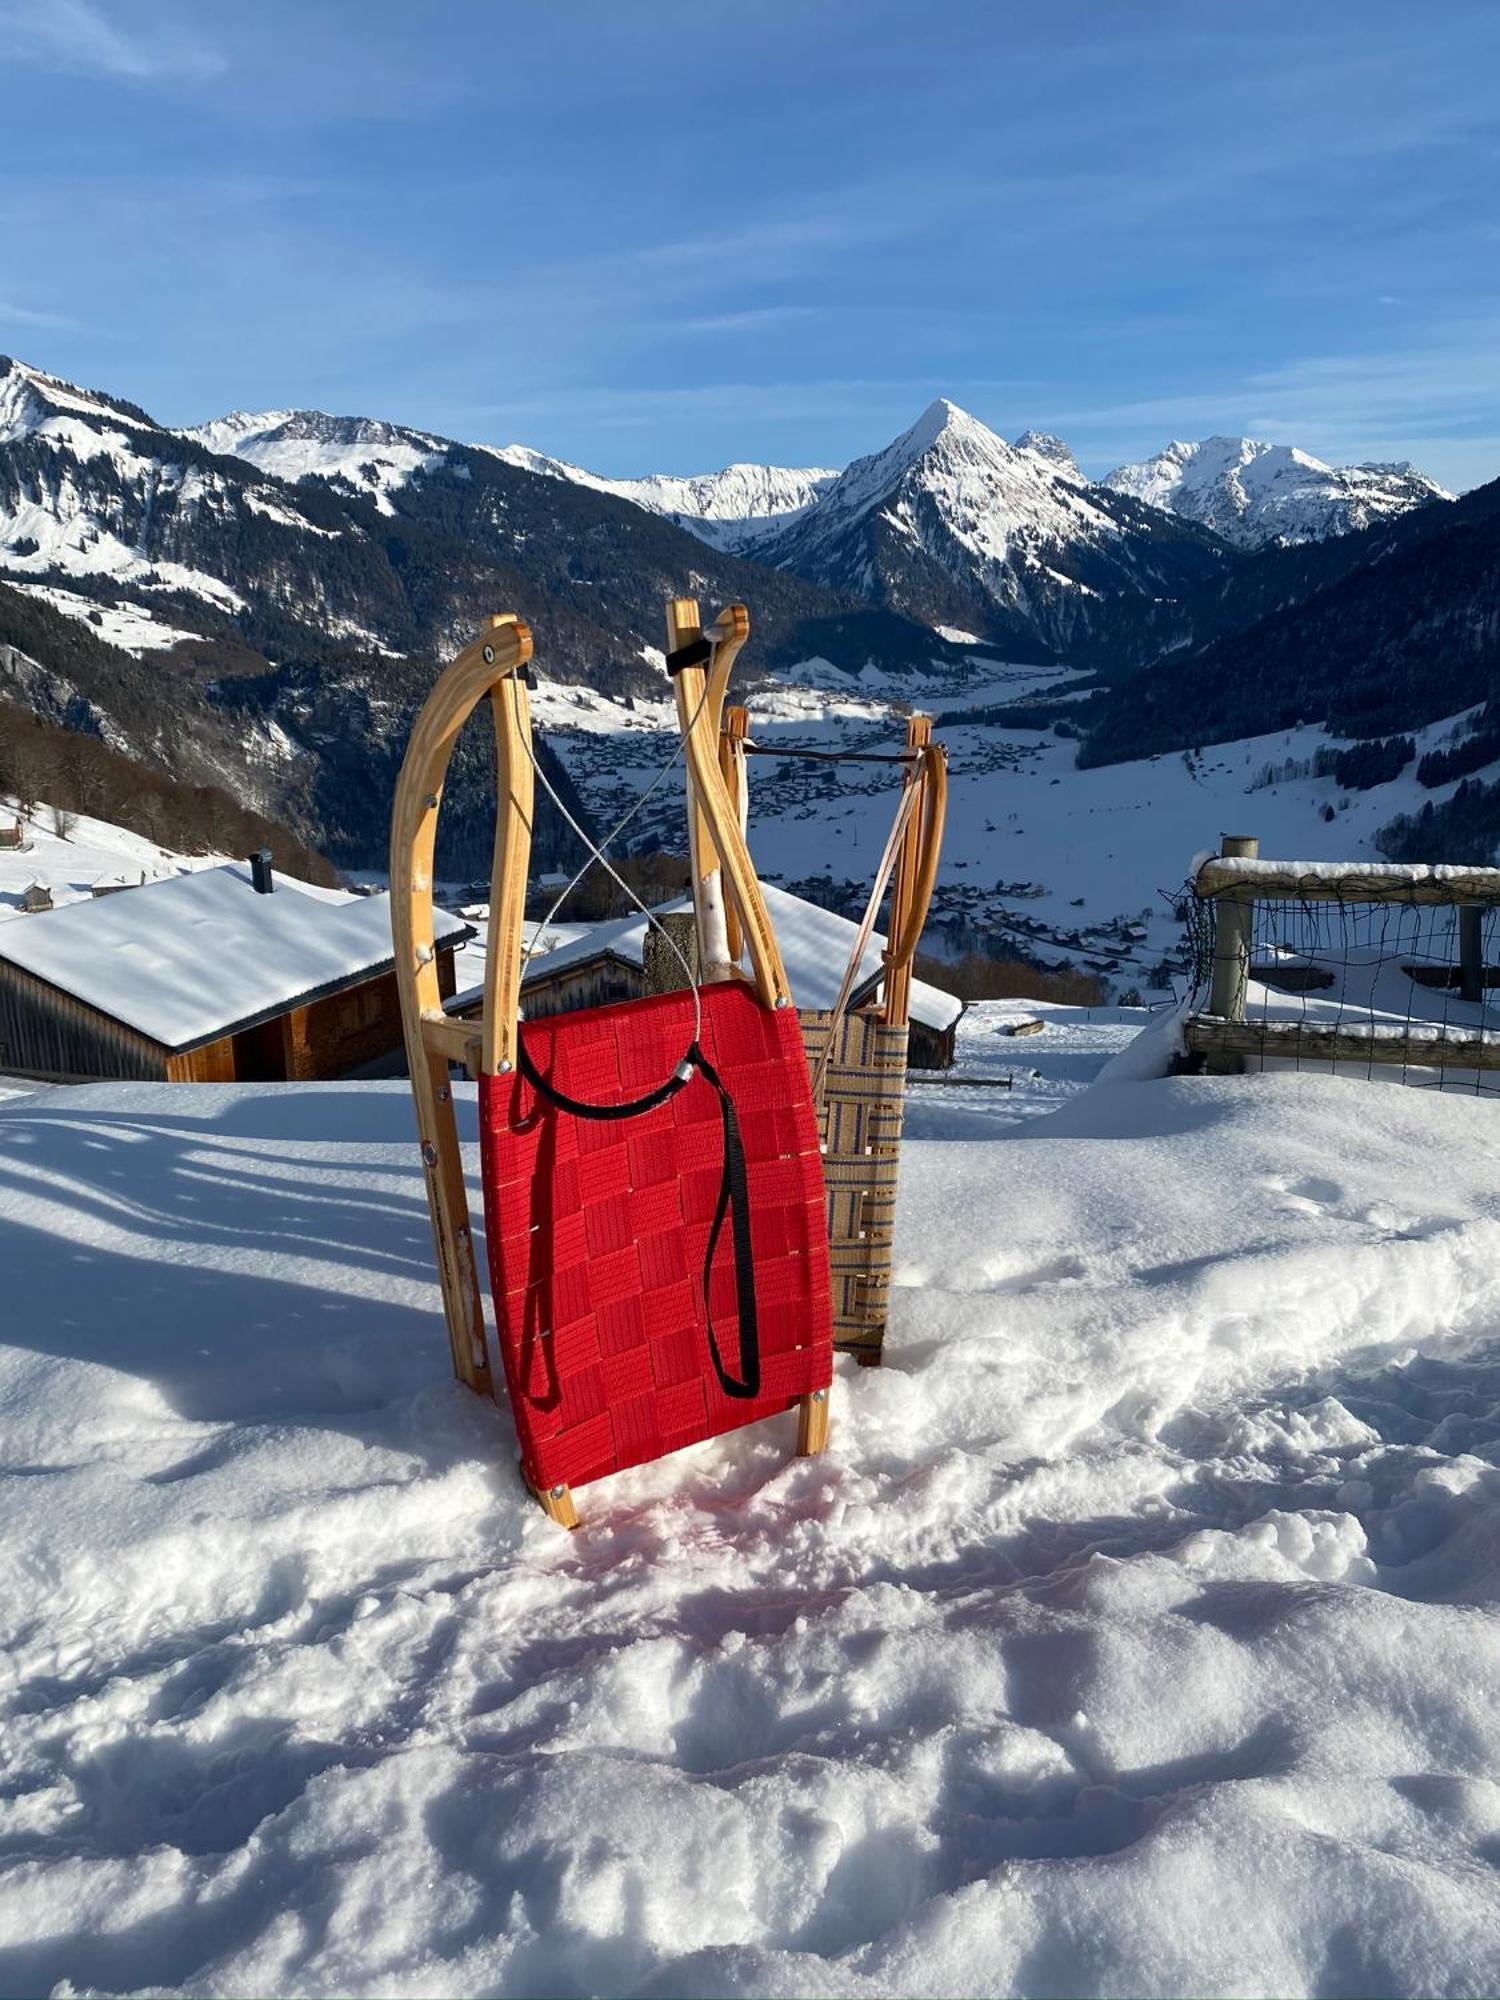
[392, 612, 831, 1528]
[671, 596, 948, 1362]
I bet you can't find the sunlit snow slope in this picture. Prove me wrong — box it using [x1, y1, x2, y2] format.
[3, 1021, 1500, 1993]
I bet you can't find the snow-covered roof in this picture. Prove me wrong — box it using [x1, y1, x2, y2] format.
[0, 862, 468, 1051]
[517, 883, 964, 1034]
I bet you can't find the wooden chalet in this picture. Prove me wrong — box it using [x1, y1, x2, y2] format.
[0, 857, 470, 1084]
[448, 882, 965, 1069]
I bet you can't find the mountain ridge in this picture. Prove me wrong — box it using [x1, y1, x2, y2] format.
[1104, 434, 1452, 548]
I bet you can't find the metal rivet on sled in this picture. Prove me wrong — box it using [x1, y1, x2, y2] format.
[425, 793, 439, 810]
[550, 1485, 566, 1500]
[812, 1388, 826, 1402]
[420, 1140, 438, 1168]
[436, 1084, 451, 1103]
[498, 1057, 513, 1073]
[775, 995, 788, 1008]
[483, 644, 495, 665]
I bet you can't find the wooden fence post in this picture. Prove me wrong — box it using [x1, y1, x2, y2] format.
[1460, 905, 1483, 1003]
[1206, 834, 1259, 1022]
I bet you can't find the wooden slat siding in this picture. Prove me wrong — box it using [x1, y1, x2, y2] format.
[507, 959, 647, 1023]
[280, 966, 425, 1081]
[909, 1019, 956, 1070]
[168, 1036, 237, 1082]
[2, 945, 460, 1085]
[0, 961, 168, 1079]
[800, 1008, 909, 1358]
[1185, 1015, 1500, 1071]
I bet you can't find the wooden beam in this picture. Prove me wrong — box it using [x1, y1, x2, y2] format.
[485, 669, 534, 1078]
[668, 607, 792, 1011]
[1195, 858, 1500, 906]
[390, 614, 532, 1400]
[1185, 1014, 1500, 1071]
[720, 703, 750, 965]
[884, 719, 946, 1029]
[1205, 834, 1259, 1035]
[796, 1387, 830, 1456]
[668, 599, 748, 984]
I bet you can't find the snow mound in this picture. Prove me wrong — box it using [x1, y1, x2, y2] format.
[3, 1024, 1500, 1993]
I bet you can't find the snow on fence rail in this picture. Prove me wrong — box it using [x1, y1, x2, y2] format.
[1184, 834, 1500, 1086]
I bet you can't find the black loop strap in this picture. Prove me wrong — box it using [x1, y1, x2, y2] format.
[513, 1034, 761, 1400]
[515, 1034, 693, 1122]
[665, 637, 714, 677]
[687, 1044, 760, 1399]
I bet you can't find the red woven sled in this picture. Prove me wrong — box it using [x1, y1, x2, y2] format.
[479, 982, 833, 1492]
[392, 604, 837, 1525]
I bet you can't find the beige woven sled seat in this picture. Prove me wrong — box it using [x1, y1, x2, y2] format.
[683, 643, 947, 1365]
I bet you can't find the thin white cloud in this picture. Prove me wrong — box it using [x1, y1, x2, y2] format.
[0, 0, 223, 81]
[0, 299, 82, 333]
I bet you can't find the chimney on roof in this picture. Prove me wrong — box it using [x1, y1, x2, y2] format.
[250, 849, 274, 894]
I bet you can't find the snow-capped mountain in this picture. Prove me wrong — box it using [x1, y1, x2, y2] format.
[1103, 436, 1451, 549]
[0, 355, 981, 870]
[0, 356, 338, 619]
[183, 409, 450, 516]
[491, 446, 838, 553]
[752, 399, 1232, 656]
[1013, 429, 1086, 482]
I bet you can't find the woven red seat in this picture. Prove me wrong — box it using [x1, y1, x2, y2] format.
[479, 980, 834, 1492]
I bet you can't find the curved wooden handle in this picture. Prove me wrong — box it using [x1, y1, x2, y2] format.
[389, 615, 532, 1396]
[667, 598, 791, 1010]
[391, 615, 534, 1064]
[886, 744, 948, 973]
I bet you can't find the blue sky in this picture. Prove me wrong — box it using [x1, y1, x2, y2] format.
[2, 0, 1498, 490]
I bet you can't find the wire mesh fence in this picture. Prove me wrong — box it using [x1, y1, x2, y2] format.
[1185, 864, 1500, 1095]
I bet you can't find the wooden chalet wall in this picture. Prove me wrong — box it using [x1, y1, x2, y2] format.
[494, 955, 644, 1026]
[0, 961, 169, 1080]
[2, 947, 460, 1085]
[909, 1018, 956, 1070]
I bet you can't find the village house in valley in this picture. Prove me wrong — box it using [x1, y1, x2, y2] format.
[0, 855, 470, 1083]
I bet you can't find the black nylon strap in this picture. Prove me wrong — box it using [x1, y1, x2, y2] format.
[515, 1034, 693, 1121]
[665, 637, 713, 676]
[688, 1044, 761, 1399]
[513, 1032, 761, 1400]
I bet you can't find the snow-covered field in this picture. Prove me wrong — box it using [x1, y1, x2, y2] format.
[3, 1006, 1500, 1996]
[0, 801, 222, 923]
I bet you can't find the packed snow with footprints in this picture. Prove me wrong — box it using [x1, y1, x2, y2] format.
[3, 1004, 1500, 1995]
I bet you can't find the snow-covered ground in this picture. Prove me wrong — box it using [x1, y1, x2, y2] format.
[0, 800, 224, 923]
[3, 1006, 1500, 1996]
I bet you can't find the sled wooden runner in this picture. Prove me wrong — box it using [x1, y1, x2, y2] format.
[665, 598, 829, 1454]
[671, 602, 946, 1363]
[392, 614, 834, 1526]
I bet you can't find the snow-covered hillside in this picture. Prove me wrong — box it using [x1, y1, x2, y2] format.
[184, 409, 451, 516]
[1104, 436, 1452, 548]
[4, 1016, 1500, 1993]
[0, 799, 222, 922]
[532, 648, 1500, 995]
[0, 358, 259, 623]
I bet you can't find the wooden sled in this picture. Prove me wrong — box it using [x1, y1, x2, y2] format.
[669, 598, 947, 1363]
[392, 614, 833, 1527]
